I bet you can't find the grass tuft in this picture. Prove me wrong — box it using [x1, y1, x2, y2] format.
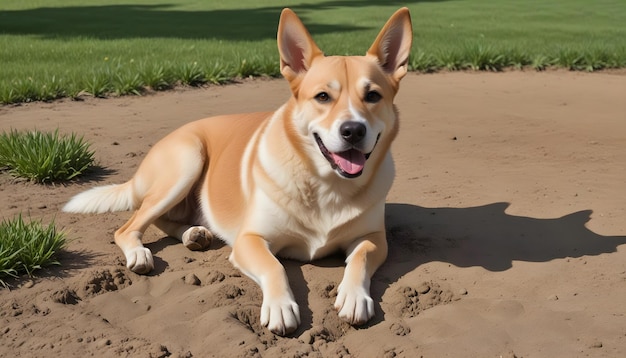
[463, 44, 507, 71]
[139, 63, 174, 91]
[0, 214, 66, 287]
[83, 71, 111, 98]
[506, 50, 531, 70]
[555, 48, 585, 71]
[531, 54, 552, 71]
[204, 62, 231, 85]
[113, 71, 144, 96]
[409, 50, 439, 73]
[0, 129, 94, 183]
[437, 49, 466, 71]
[177, 62, 207, 87]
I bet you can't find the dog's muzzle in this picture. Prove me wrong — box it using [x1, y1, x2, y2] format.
[313, 132, 379, 179]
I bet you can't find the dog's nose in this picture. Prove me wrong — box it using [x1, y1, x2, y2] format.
[340, 121, 366, 145]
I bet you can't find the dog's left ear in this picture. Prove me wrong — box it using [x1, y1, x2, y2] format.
[277, 8, 324, 83]
[367, 7, 413, 82]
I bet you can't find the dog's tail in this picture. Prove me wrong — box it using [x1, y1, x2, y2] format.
[63, 182, 137, 214]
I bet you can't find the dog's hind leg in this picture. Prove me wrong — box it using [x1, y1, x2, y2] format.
[115, 137, 206, 274]
[154, 218, 213, 251]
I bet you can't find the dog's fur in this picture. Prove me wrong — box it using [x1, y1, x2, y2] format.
[64, 8, 412, 335]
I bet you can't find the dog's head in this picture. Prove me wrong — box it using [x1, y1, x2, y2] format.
[278, 8, 412, 179]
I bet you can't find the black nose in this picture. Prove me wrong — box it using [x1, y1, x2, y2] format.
[340, 121, 367, 144]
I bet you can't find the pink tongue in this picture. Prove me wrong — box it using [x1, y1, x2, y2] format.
[331, 149, 366, 175]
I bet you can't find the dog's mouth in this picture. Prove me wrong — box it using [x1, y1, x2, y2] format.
[314, 133, 377, 179]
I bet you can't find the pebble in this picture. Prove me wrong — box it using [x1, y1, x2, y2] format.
[183, 273, 201, 286]
[547, 294, 559, 301]
[23, 280, 34, 288]
[96, 339, 111, 348]
[458, 288, 468, 295]
[589, 341, 603, 348]
[416, 282, 431, 294]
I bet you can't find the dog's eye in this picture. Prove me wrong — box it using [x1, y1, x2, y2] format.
[365, 91, 382, 103]
[315, 92, 331, 103]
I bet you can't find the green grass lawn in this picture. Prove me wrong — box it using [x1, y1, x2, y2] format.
[1, 0, 625, 103]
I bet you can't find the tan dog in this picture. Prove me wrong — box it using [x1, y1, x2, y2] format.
[64, 8, 412, 335]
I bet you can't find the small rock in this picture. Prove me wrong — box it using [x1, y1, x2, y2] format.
[589, 341, 603, 348]
[96, 339, 111, 349]
[416, 282, 430, 294]
[23, 280, 35, 289]
[547, 294, 559, 301]
[183, 273, 201, 286]
[458, 288, 468, 295]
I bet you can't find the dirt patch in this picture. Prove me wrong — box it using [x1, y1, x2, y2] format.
[1, 71, 625, 357]
[393, 281, 457, 318]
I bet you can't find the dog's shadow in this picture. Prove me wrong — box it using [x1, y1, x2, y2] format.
[301, 202, 626, 329]
[383, 202, 626, 271]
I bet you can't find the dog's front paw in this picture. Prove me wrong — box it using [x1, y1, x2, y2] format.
[260, 295, 300, 336]
[334, 283, 374, 325]
[124, 247, 154, 274]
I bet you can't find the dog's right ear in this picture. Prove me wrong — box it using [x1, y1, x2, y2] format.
[277, 8, 323, 84]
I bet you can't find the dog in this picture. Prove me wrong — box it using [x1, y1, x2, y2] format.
[63, 7, 412, 335]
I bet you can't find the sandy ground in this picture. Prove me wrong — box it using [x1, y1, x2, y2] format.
[0, 71, 625, 358]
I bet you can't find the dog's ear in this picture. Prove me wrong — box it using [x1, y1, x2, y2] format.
[277, 8, 323, 83]
[367, 7, 413, 82]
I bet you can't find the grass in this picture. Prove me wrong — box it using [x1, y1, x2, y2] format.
[0, 0, 625, 104]
[0, 215, 66, 287]
[0, 129, 95, 183]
